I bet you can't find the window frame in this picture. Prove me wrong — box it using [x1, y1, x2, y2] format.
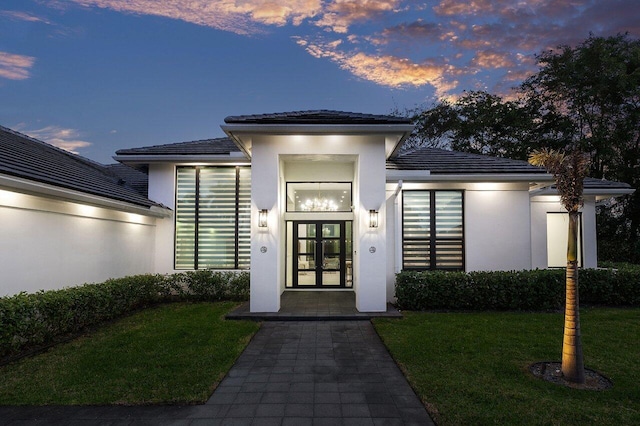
[401, 189, 465, 271]
[173, 165, 251, 270]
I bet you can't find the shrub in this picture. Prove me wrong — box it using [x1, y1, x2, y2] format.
[0, 274, 164, 358]
[0, 271, 250, 359]
[159, 270, 250, 302]
[395, 268, 640, 311]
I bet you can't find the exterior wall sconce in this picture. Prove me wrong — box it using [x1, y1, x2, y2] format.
[258, 209, 268, 228]
[369, 209, 379, 228]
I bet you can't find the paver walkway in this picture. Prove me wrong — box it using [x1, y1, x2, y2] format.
[0, 321, 434, 425]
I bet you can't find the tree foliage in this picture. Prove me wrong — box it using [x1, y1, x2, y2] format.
[529, 149, 590, 213]
[405, 33, 640, 262]
[407, 92, 533, 158]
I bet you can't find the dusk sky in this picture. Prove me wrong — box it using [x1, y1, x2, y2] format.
[1, 0, 639, 164]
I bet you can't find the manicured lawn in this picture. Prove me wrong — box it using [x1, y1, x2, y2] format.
[374, 308, 640, 426]
[0, 302, 259, 405]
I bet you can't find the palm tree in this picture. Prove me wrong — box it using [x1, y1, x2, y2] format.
[529, 148, 590, 384]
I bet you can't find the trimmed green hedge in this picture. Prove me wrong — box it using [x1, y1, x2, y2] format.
[160, 270, 250, 302]
[0, 271, 250, 359]
[395, 268, 640, 311]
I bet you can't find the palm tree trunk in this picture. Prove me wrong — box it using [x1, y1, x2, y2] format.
[562, 212, 585, 383]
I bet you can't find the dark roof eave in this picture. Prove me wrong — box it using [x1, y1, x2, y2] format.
[221, 123, 415, 134]
[223, 110, 412, 125]
[113, 154, 249, 164]
[386, 170, 553, 182]
[0, 172, 170, 217]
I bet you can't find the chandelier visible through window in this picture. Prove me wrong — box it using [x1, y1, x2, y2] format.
[300, 197, 338, 211]
[287, 182, 352, 212]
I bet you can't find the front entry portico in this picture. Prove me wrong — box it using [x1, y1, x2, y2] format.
[221, 111, 414, 313]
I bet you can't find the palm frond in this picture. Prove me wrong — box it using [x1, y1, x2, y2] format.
[529, 148, 590, 213]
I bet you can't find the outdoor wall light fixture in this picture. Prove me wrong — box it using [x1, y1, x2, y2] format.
[369, 209, 379, 228]
[258, 209, 268, 228]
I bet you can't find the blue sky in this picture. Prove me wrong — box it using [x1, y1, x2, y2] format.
[1, 1, 638, 163]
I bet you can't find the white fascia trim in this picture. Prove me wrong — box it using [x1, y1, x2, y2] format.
[0, 174, 171, 218]
[113, 154, 248, 164]
[386, 170, 552, 182]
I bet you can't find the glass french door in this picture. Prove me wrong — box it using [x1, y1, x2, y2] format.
[292, 221, 352, 288]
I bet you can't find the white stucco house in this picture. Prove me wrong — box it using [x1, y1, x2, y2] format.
[0, 111, 634, 312]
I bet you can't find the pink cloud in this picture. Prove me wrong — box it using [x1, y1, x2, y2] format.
[70, 0, 322, 34]
[373, 20, 443, 45]
[0, 10, 52, 24]
[434, 0, 504, 16]
[0, 52, 36, 80]
[295, 37, 458, 98]
[54, 0, 640, 102]
[23, 126, 92, 154]
[315, 0, 401, 33]
[470, 50, 515, 69]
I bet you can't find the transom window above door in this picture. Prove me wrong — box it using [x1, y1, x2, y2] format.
[286, 182, 352, 212]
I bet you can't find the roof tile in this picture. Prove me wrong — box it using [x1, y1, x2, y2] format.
[388, 147, 545, 174]
[0, 125, 159, 208]
[115, 137, 241, 156]
[224, 110, 412, 125]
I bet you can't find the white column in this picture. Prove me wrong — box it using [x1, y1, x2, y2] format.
[354, 144, 387, 312]
[249, 142, 281, 312]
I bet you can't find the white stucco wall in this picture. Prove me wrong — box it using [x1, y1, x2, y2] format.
[384, 182, 603, 297]
[530, 195, 597, 269]
[465, 186, 532, 271]
[148, 163, 177, 274]
[384, 182, 534, 298]
[0, 188, 157, 296]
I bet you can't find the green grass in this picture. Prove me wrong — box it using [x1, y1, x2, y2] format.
[374, 308, 640, 426]
[0, 302, 259, 405]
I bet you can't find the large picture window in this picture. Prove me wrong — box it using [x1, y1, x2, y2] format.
[175, 166, 251, 270]
[402, 190, 464, 270]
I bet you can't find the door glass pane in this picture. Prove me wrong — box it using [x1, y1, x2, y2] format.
[323, 255, 340, 270]
[298, 223, 316, 238]
[322, 271, 341, 285]
[286, 221, 293, 288]
[321, 224, 340, 237]
[322, 240, 340, 256]
[298, 254, 316, 270]
[298, 240, 316, 253]
[297, 271, 316, 285]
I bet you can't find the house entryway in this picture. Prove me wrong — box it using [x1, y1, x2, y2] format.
[226, 291, 401, 321]
[288, 221, 353, 288]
